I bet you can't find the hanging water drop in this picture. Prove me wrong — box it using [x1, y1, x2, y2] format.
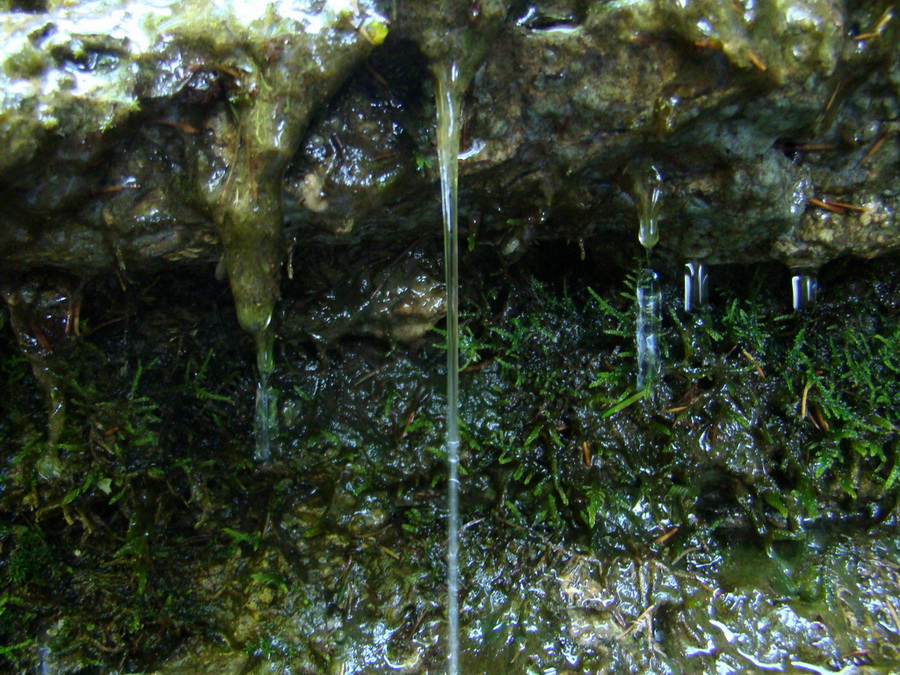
[791, 270, 818, 312]
[629, 163, 663, 251]
[684, 262, 708, 312]
[636, 269, 662, 397]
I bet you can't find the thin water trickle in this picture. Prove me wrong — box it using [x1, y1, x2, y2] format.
[636, 269, 661, 396]
[684, 261, 708, 312]
[434, 61, 463, 675]
[254, 326, 277, 461]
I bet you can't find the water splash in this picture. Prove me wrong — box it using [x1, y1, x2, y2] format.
[433, 61, 463, 675]
[684, 262, 708, 312]
[636, 269, 662, 397]
[254, 326, 277, 461]
[791, 270, 818, 312]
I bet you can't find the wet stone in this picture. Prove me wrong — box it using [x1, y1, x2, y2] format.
[0, 1, 899, 673]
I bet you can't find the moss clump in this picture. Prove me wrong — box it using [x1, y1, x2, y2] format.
[438, 250, 900, 549]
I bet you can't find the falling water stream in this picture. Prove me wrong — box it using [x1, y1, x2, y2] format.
[629, 163, 663, 398]
[636, 269, 661, 395]
[433, 61, 463, 675]
[254, 326, 276, 461]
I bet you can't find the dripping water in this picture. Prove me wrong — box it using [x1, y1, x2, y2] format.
[791, 270, 818, 311]
[633, 164, 662, 250]
[636, 268, 661, 396]
[628, 163, 663, 398]
[684, 261, 708, 312]
[254, 326, 277, 461]
[434, 61, 462, 675]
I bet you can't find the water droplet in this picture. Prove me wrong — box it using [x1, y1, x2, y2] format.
[684, 262, 708, 312]
[790, 177, 812, 217]
[625, 163, 663, 251]
[791, 270, 818, 312]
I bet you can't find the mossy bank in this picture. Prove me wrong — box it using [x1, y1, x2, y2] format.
[1, 242, 898, 672]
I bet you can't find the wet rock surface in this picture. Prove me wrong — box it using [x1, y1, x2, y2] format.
[279, 244, 445, 345]
[0, 0, 898, 284]
[1, 243, 898, 672]
[1, 0, 900, 673]
[0, 0, 389, 336]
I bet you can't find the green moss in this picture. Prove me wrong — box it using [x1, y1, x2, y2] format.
[0, 273, 258, 671]
[437, 254, 900, 549]
[784, 309, 900, 496]
[1, 251, 898, 670]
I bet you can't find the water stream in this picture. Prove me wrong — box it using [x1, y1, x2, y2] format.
[635, 268, 661, 395]
[433, 61, 463, 675]
[629, 163, 664, 398]
[254, 326, 277, 461]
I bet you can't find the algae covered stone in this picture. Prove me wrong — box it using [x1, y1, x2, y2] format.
[2, 0, 899, 280]
[0, 0, 387, 333]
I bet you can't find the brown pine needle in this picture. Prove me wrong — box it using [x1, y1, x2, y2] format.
[822, 79, 844, 118]
[853, 9, 893, 40]
[811, 403, 830, 432]
[824, 199, 867, 212]
[809, 198, 847, 214]
[809, 198, 867, 214]
[887, 598, 900, 634]
[741, 349, 766, 379]
[378, 545, 401, 561]
[800, 380, 811, 420]
[859, 131, 891, 166]
[747, 50, 766, 71]
[654, 527, 679, 545]
[155, 119, 200, 134]
[791, 143, 837, 151]
[616, 603, 659, 641]
[875, 8, 895, 33]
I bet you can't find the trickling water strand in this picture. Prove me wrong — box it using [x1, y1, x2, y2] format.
[434, 61, 462, 675]
[684, 262, 708, 312]
[791, 270, 818, 312]
[254, 326, 277, 461]
[626, 163, 663, 398]
[636, 270, 662, 397]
